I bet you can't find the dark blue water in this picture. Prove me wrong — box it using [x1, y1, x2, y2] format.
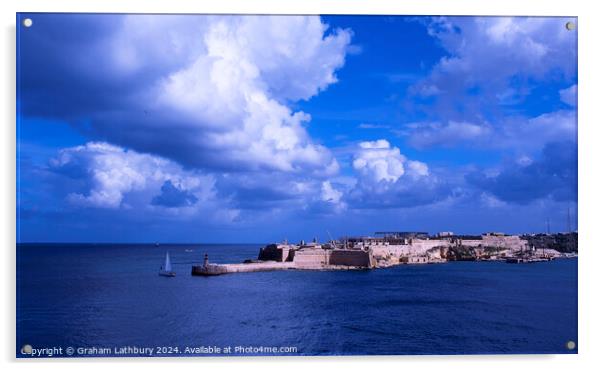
[16, 244, 578, 356]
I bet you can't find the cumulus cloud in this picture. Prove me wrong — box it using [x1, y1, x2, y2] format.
[352, 140, 407, 182]
[49, 142, 215, 209]
[409, 17, 576, 123]
[352, 139, 431, 183]
[406, 160, 430, 177]
[511, 110, 577, 146]
[395, 16, 578, 163]
[21, 15, 352, 175]
[321, 181, 343, 203]
[422, 17, 575, 90]
[22, 15, 578, 223]
[347, 139, 448, 208]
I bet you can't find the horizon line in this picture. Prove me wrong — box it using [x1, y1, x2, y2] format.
[16, 231, 579, 245]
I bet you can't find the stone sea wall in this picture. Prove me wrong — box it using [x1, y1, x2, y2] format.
[293, 248, 373, 268]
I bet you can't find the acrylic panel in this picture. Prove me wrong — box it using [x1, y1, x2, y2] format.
[16, 13, 578, 357]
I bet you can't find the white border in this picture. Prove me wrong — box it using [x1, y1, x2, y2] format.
[2, 1, 601, 370]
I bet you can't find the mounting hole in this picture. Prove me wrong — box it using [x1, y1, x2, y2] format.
[22, 18, 33, 28]
[565, 21, 575, 31]
[566, 340, 576, 350]
[21, 344, 32, 354]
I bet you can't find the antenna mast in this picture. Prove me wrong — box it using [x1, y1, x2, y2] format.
[327, 230, 335, 247]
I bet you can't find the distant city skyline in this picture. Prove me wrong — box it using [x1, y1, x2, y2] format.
[17, 14, 577, 243]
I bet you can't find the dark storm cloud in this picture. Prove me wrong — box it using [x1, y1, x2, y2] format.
[466, 141, 577, 204]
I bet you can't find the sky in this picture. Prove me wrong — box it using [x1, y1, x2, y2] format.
[16, 14, 578, 243]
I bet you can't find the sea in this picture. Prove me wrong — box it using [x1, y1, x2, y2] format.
[16, 243, 578, 357]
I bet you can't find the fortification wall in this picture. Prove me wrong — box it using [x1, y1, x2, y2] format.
[329, 249, 373, 267]
[293, 248, 373, 268]
[283, 247, 295, 262]
[460, 236, 527, 251]
[258, 244, 282, 261]
[371, 243, 439, 259]
[372, 245, 409, 258]
[411, 239, 452, 251]
[258, 244, 295, 262]
[482, 235, 527, 250]
[293, 248, 330, 267]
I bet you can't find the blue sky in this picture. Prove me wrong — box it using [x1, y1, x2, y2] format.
[16, 14, 578, 243]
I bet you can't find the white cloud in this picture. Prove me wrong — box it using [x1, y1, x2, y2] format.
[403, 109, 576, 153]
[358, 123, 390, 129]
[321, 181, 343, 203]
[347, 140, 446, 208]
[480, 193, 507, 208]
[506, 110, 577, 149]
[401, 16, 577, 165]
[353, 140, 406, 182]
[50, 142, 215, 209]
[428, 17, 575, 83]
[107, 15, 352, 175]
[32, 15, 352, 177]
[352, 139, 429, 183]
[559, 84, 577, 106]
[413, 17, 576, 109]
[407, 160, 430, 177]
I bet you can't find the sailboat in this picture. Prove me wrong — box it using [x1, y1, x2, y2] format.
[159, 251, 176, 277]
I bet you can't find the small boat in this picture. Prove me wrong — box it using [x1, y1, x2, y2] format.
[159, 251, 176, 277]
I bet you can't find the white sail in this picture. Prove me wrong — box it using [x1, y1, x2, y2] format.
[164, 252, 172, 272]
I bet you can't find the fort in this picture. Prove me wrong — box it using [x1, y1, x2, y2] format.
[191, 231, 577, 276]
